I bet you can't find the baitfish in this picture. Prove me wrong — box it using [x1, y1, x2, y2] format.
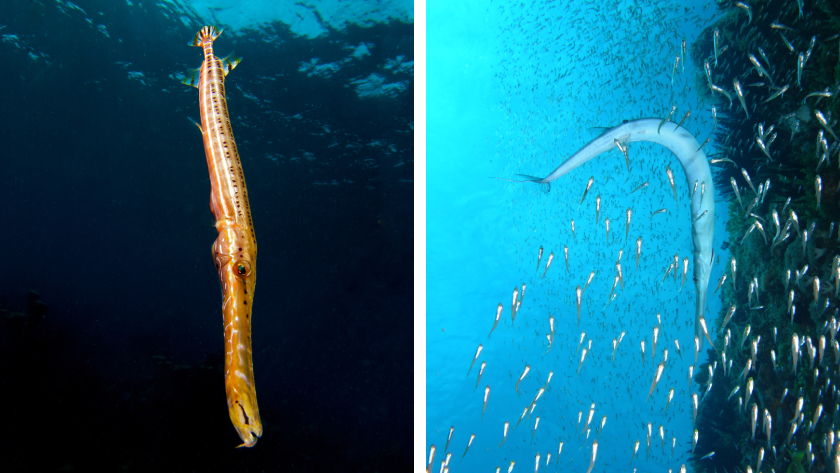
[498, 119, 715, 339]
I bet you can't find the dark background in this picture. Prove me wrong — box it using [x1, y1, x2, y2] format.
[0, 0, 412, 471]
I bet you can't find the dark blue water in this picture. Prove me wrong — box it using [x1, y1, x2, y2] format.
[0, 1, 412, 471]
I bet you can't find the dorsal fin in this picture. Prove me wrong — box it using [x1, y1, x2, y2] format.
[220, 53, 242, 76]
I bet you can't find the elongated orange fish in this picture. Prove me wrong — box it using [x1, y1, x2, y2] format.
[183, 26, 262, 448]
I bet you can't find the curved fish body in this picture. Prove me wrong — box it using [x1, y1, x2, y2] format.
[514, 119, 715, 339]
[184, 26, 263, 447]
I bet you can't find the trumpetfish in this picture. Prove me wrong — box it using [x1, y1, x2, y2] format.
[183, 26, 263, 447]
[503, 119, 715, 340]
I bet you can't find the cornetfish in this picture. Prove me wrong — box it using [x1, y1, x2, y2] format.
[504, 119, 714, 340]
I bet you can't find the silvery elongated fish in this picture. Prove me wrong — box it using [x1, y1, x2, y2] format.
[579, 176, 594, 207]
[733, 79, 749, 118]
[488, 303, 502, 337]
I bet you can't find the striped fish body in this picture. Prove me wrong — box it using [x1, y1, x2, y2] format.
[185, 26, 262, 448]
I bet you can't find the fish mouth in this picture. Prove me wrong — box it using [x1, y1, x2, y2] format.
[217, 259, 262, 448]
[230, 397, 263, 448]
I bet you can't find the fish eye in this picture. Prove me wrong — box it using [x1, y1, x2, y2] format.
[234, 260, 252, 277]
[693, 277, 698, 283]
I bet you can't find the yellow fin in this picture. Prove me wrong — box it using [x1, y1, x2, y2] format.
[181, 67, 200, 88]
[190, 25, 223, 47]
[221, 53, 242, 76]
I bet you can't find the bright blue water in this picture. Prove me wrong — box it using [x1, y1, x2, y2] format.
[428, 0, 731, 471]
[169, 0, 413, 36]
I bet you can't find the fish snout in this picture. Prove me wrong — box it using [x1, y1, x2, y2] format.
[229, 396, 263, 448]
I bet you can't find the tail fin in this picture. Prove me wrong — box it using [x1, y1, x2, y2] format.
[492, 174, 550, 193]
[190, 26, 223, 47]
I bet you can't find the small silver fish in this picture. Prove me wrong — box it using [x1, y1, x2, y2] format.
[756, 136, 772, 160]
[511, 287, 519, 322]
[720, 304, 737, 332]
[488, 303, 502, 338]
[816, 175, 822, 211]
[605, 218, 610, 244]
[816, 110, 839, 141]
[515, 364, 530, 394]
[763, 84, 789, 104]
[630, 181, 649, 194]
[699, 316, 715, 350]
[585, 441, 598, 473]
[579, 176, 594, 207]
[582, 270, 596, 293]
[714, 274, 727, 294]
[692, 429, 698, 454]
[563, 245, 569, 274]
[730, 257, 737, 290]
[735, 2, 752, 23]
[475, 361, 486, 390]
[704, 60, 713, 89]
[645, 362, 665, 402]
[741, 168, 757, 194]
[696, 133, 712, 152]
[467, 344, 483, 376]
[461, 433, 475, 461]
[779, 31, 795, 53]
[731, 177, 744, 209]
[734, 79, 749, 118]
[541, 252, 554, 279]
[635, 237, 642, 269]
[670, 55, 680, 85]
[496, 422, 509, 449]
[710, 83, 733, 105]
[748, 53, 773, 84]
[595, 194, 601, 224]
[659, 105, 677, 134]
[652, 326, 659, 363]
[770, 22, 796, 32]
[665, 166, 677, 209]
[674, 109, 691, 130]
[630, 439, 640, 466]
[625, 208, 632, 241]
[662, 263, 674, 285]
[797, 53, 805, 88]
[803, 88, 833, 101]
[577, 347, 588, 376]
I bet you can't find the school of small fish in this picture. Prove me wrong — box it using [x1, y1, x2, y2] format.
[428, 0, 840, 472]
